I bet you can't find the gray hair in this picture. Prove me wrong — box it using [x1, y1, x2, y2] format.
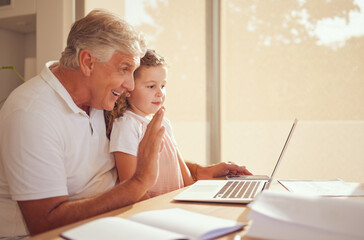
[60, 9, 147, 69]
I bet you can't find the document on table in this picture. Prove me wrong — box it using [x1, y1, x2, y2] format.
[247, 190, 364, 240]
[60, 208, 245, 240]
[278, 179, 364, 196]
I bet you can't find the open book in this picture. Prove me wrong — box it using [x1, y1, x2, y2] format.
[60, 208, 245, 240]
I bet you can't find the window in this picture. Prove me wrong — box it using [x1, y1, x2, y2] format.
[123, 0, 208, 165]
[84, 0, 364, 173]
[220, 0, 364, 174]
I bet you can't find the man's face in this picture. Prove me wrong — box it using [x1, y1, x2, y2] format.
[89, 51, 140, 111]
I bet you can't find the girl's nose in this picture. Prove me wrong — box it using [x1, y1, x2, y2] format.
[156, 88, 163, 97]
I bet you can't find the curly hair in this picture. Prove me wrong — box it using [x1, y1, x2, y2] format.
[104, 93, 128, 139]
[105, 49, 167, 139]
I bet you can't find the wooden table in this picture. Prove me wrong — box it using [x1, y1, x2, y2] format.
[28, 180, 362, 240]
[28, 182, 277, 240]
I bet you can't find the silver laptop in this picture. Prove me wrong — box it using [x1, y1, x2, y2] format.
[174, 119, 297, 204]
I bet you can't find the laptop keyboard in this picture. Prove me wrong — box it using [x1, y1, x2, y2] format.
[213, 180, 261, 199]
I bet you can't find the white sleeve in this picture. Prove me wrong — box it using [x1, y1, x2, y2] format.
[109, 115, 143, 156]
[1, 110, 68, 201]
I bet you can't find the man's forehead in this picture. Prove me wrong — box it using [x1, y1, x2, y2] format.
[114, 51, 140, 66]
[124, 56, 140, 66]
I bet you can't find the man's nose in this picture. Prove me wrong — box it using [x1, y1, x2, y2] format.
[122, 75, 134, 91]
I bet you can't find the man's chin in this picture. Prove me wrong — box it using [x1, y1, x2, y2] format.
[103, 101, 117, 111]
[104, 105, 114, 111]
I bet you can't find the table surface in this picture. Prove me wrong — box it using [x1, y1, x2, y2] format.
[27, 180, 362, 240]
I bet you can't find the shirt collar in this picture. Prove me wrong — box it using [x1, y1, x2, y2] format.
[40, 61, 90, 116]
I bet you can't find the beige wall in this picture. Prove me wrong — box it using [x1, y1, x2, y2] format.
[0, 0, 74, 84]
[0, 29, 26, 102]
[84, 0, 124, 15]
[36, 0, 74, 72]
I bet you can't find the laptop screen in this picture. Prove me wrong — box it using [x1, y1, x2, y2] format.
[265, 118, 298, 189]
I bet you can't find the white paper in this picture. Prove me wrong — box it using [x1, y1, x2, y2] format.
[278, 179, 364, 196]
[60, 217, 184, 240]
[247, 210, 362, 240]
[247, 190, 364, 240]
[61, 208, 245, 240]
[130, 208, 245, 239]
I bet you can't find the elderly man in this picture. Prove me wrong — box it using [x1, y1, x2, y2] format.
[0, 9, 250, 239]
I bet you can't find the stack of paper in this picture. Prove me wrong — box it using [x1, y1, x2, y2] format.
[278, 179, 364, 196]
[247, 191, 364, 240]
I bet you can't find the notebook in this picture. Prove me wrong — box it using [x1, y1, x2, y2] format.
[174, 119, 298, 204]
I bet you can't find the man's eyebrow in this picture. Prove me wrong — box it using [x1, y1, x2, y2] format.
[121, 62, 134, 68]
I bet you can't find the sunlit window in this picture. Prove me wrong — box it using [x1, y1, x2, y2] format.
[221, 0, 364, 174]
[85, 0, 364, 173]
[124, 0, 208, 165]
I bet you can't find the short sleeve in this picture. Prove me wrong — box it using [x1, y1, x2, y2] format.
[109, 115, 143, 156]
[1, 110, 68, 200]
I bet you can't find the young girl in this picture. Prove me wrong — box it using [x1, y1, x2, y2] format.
[105, 49, 194, 198]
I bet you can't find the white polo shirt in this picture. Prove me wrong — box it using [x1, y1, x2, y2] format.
[0, 62, 117, 238]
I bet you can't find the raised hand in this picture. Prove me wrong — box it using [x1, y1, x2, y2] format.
[133, 107, 165, 188]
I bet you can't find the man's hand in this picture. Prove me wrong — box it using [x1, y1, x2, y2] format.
[132, 107, 165, 188]
[196, 161, 252, 180]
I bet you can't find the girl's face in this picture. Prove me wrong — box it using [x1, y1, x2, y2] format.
[127, 65, 167, 117]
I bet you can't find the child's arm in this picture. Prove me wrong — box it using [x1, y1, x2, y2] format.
[176, 149, 194, 186]
[114, 151, 137, 183]
[114, 151, 151, 200]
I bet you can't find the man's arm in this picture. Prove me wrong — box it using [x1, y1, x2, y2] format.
[18, 179, 146, 235]
[18, 107, 165, 236]
[186, 161, 252, 180]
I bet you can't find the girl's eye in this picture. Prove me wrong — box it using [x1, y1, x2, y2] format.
[147, 85, 154, 89]
[161, 85, 166, 89]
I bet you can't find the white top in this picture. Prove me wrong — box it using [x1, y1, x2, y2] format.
[0, 62, 117, 238]
[109, 110, 176, 155]
[110, 111, 184, 197]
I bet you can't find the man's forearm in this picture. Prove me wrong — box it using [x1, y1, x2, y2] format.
[19, 178, 148, 235]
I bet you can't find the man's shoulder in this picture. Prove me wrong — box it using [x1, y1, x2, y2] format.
[0, 78, 71, 132]
[1, 77, 46, 112]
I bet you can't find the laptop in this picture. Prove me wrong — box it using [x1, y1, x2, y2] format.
[174, 119, 298, 204]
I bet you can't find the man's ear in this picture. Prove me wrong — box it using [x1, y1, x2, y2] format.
[79, 49, 94, 77]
